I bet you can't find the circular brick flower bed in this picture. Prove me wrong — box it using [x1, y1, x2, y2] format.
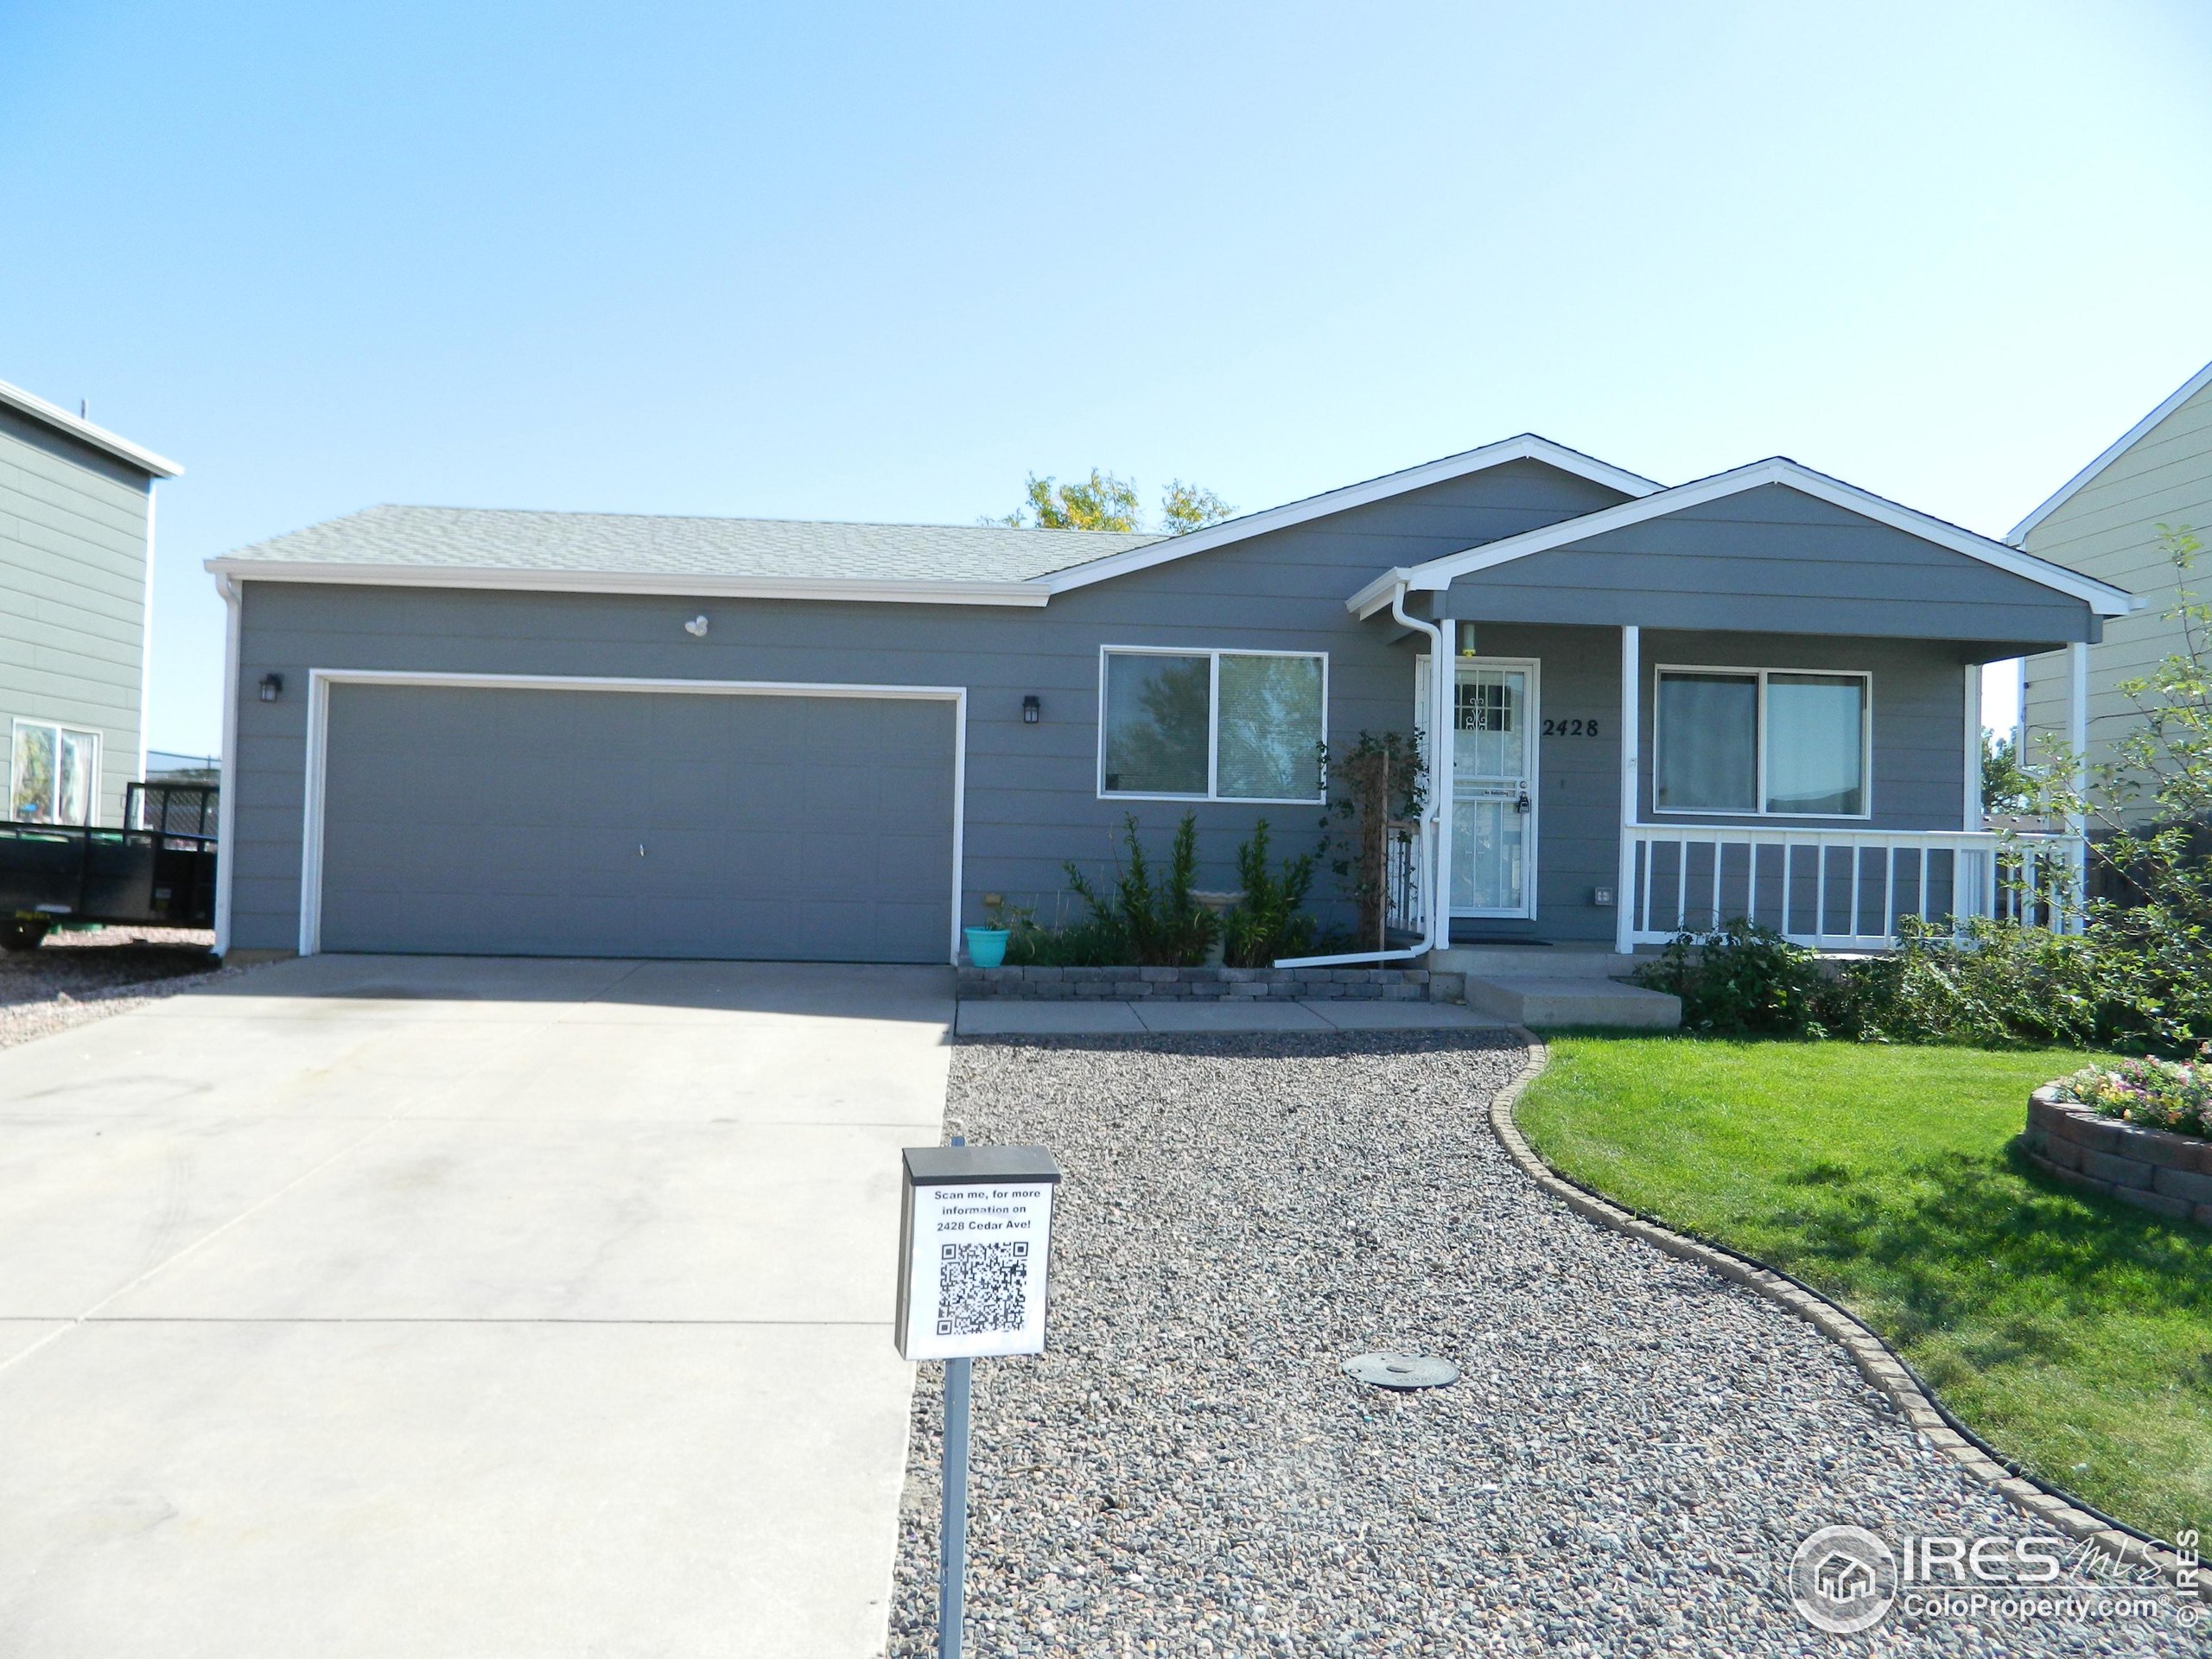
[2019, 1087, 2212, 1230]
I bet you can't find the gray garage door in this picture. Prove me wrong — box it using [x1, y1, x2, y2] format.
[317, 683, 957, 962]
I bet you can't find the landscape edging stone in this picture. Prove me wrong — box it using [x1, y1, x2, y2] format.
[1486, 1033, 2197, 1592]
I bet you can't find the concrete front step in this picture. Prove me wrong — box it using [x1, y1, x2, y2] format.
[1429, 946, 1637, 981]
[1461, 975, 1681, 1029]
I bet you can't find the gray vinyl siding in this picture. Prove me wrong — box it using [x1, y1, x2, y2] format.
[0, 405, 151, 824]
[226, 460, 1631, 954]
[1445, 484, 2097, 649]
[1435, 626, 1975, 945]
[223, 459, 2000, 957]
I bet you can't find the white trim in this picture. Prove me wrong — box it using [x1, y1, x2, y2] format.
[213, 576, 242, 957]
[205, 562, 1052, 607]
[1447, 657, 1541, 921]
[2067, 642, 2088, 845]
[294, 669, 969, 964]
[1963, 663, 1982, 832]
[0, 378, 182, 478]
[2008, 359, 2212, 543]
[1043, 435, 1662, 596]
[8, 717, 102, 826]
[1095, 645, 1329, 805]
[1615, 626, 1640, 954]
[1650, 664, 1874, 822]
[137, 487, 157, 790]
[1379, 457, 2141, 616]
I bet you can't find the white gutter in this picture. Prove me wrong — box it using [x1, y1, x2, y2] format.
[200, 558, 1054, 608]
[1274, 582, 1450, 969]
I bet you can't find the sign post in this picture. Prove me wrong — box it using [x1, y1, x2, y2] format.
[897, 1141, 1062, 1659]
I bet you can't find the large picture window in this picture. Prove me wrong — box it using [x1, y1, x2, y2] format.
[1653, 667, 1867, 817]
[1099, 648, 1325, 802]
[10, 719, 99, 826]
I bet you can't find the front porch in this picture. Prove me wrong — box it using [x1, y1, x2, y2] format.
[1382, 622, 2086, 960]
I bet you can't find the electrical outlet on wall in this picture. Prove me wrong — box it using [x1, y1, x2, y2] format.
[1592, 887, 1615, 908]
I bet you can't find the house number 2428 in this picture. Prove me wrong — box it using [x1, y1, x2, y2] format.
[1541, 717, 1601, 737]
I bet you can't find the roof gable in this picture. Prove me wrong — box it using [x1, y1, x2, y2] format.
[1036, 435, 1659, 593]
[0, 378, 181, 478]
[2008, 359, 2212, 544]
[1353, 457, 2138, 618]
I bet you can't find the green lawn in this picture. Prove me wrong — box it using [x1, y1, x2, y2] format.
[1515, 1035, 2212, 1542]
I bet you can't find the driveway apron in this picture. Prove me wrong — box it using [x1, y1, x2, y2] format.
[0, 954, 951, 1658]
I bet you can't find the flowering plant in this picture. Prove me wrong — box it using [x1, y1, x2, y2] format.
[2050, 1049, 2212, 1141]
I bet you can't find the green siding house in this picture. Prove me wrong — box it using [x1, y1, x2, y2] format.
[2017, 359, 2212, 803]
[0, 379, 181, 827]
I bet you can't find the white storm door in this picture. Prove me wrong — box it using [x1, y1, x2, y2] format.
[1451, 660, 1539, 918]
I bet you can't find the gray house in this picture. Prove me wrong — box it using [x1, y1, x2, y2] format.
[207, 436, 2134, 966]
[3, 379, 182, 827]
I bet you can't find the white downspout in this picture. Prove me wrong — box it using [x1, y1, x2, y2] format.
[212, 574, 241, 959]
[1274, 582, 1448, 968]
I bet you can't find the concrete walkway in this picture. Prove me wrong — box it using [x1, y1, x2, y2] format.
[955, 998, 1510, 1034]
[0, 955, 951, 1658]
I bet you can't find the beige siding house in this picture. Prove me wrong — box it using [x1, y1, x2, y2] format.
[2018, 359, 2212, 796]
[0, 379, 182, 826]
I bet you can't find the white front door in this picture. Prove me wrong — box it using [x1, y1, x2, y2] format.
[1451, 659, 1539, 918]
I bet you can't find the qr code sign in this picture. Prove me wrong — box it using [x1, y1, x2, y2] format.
[938, 1240, 1029, 1337]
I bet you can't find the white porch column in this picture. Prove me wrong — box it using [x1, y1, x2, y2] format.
[1615, 624, 1640, 954]
[1962, 662, 1983, 831]
[2067, 639, 2089, 928]
[1431, 620, 1453, 946]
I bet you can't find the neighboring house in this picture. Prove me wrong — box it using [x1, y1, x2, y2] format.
[206, 436, 2133, 965]
[2016, 359, 2212, 808]
[1, 378, 183, 827]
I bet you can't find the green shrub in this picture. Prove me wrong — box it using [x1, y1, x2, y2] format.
[1222, 819, 1318, 967]
[1631, 919, 1826, 1036]
[1823, 913, 2212, 1054]
[1058, 812, 1218, 967]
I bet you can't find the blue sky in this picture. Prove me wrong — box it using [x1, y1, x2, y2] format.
[5, 0, 2208, 756]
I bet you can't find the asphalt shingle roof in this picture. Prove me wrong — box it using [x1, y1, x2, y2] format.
[219, 505, 1166, 584]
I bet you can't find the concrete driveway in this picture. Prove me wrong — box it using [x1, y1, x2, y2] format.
[0, 955, 951, 1658]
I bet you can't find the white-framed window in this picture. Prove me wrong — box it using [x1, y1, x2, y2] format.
[1653, 666, 1870, 818]
[10, 718, 100, 826]
[1097, 646, 1327, 803]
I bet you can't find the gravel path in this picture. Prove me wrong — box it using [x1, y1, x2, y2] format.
[886, 1033, 2203, 1657]
[0, 927, 235, 1051]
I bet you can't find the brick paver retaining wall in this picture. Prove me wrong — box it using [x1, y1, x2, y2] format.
[957, 965, 1465, 1002]
[2019, 1086, 2212, 1230]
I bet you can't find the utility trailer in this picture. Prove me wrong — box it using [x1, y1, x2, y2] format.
[0, 783, 218, 951]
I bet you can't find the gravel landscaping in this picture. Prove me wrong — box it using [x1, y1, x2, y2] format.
[0, 926, 231, 1051]
[886, 1033, 2204, 1657]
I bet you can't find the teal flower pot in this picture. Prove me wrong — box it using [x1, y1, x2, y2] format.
[963, 926, 1010, 969]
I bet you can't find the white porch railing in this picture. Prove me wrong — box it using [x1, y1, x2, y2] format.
[1621, 824, 2082, 950]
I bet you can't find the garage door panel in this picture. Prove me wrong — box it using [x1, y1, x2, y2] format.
[875, 830, 951, 887]
[319, 684, 954, 962]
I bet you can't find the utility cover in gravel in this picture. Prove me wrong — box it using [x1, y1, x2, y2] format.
[887, 1033, 2202, 1657]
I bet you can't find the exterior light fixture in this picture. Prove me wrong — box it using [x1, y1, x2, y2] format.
[683, 615, 709, 638]
[257, 673, 283, 702]
[1021, 695, 1041, 724]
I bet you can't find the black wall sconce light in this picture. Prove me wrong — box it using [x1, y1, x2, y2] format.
[257, 673, 284, 702]
[1021, 695, 1041, 725]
